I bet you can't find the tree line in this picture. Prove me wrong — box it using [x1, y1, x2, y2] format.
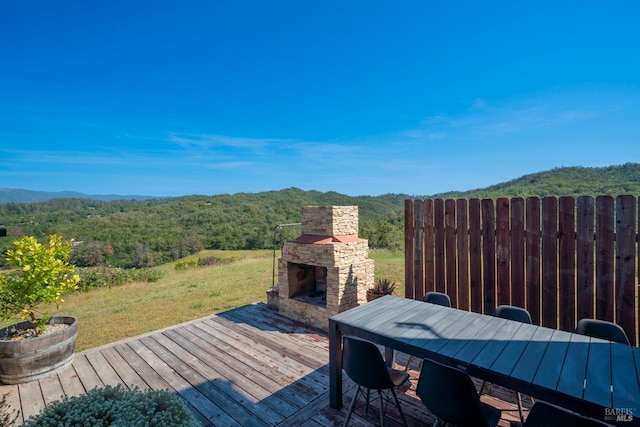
[2, 164, 638, 269]
[0, 188, 406, 268]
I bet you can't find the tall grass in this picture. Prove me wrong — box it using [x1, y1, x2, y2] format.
[40, 249, 403, 351]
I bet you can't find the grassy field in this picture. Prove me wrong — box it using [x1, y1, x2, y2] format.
[40, 249, 404, 351]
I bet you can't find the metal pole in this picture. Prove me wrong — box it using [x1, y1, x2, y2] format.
[271, 223, 301, 289]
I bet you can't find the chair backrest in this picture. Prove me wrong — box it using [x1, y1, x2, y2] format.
[524, 401, 610, 427]
[493, 305, 532, 324]
[416, 358, 488, 427]
[575, 318, 630, 345]
[342, 336, 393, 390]
[422, 291, 451, 307]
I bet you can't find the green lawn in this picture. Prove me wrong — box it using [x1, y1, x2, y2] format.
[43, 249, 404, 351]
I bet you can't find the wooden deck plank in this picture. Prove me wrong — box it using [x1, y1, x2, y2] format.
[160, 328, 299, 417]
[38, 372, 65, 405]
[5, 302, 532, 427]
[56, 364, 86, 398]
[127, 338, 241, 427]
[178, 324, 314, 407]
[85, 351, 124, 387]
[17, 380, 45, 422]
[99, 346, 151, 391]
[208, 313, 329, 369]
[223, 304, 329, 350]
[154, 330, 296, 421]
[140, 334, 273, 426]
[113, 342, 172, 391]
[199, 318, 328, 387]
[0, 384, 22, 425]
[72, 353, 104, 391]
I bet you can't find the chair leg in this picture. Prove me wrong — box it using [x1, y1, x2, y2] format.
[390, 387, 408, 426]
[515, 391, 525, 425]
[365, 388, 371, 414]
[404, 355, 414, 372]
[343, 386, 360, 427]
[405, 355, 424, 374]
[378, 390, 385, 426]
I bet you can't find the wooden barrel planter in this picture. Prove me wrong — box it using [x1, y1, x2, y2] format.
[0, 316, 78, 384]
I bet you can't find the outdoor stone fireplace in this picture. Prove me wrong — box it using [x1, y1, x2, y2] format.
[275, 206, 374, 331]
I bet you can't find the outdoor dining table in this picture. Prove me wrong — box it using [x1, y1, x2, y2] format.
[329, 295, 640, 426]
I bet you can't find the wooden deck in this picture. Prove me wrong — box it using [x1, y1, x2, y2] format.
[1, 303, 526, 426]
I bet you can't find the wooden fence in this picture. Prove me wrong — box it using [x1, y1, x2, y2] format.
[404, 196, 639, 346]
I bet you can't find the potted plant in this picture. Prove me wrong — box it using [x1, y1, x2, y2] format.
[0, 235, 80, 384]
[366, 277, 397, 302]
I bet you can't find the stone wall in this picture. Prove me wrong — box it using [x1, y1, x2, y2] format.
[301, 206, 358, 236]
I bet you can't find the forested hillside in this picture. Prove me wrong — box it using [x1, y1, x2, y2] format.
[433, 163, 640, 199]
[0, 188, 406, 268]
[1, 164, 638, 268]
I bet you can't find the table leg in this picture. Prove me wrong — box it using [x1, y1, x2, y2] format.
[385, 346, 395, 368]
[329, 319, 343, 409]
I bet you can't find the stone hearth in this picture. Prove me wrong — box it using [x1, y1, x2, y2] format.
[276, 206, 374, 331]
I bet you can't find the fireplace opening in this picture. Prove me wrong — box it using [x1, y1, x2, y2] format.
[287, 262, 327, 308]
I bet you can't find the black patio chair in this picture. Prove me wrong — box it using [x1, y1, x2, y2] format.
[479, 305, 533, 424]
[422, 291, 452, 307]
[523, 401, 611, 427]
[342, 336, 409, 427]
[404, 292, 451, 373]
[575, 318, 630, 345]
[416, 358, 502, 427]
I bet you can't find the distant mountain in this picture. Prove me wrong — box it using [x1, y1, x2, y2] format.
[1, 164, 639, 267]
[0, 188, 159, 204]
[432, 163, 640, 199]
[3, 163, 640, 204]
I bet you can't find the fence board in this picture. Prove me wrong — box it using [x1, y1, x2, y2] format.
[482, 199, 496, 314]
[424, 199, 435, 295]
[526, 197, 541, 325]
[542, 197, 558, 329]
[469, 199, 483, 313]
[445, 199, 457, 307]
[404, 199, 415, 299]
[496, 198, 511, 307]
[456, 199, 470, 311]
[434, 199, 446, 294]
[559, 196, 576, 331]
[511, 198, 525, 308]
[616, 195, 637, 342]
[596, 196, 615, 321]
[576, 196, 595, 320]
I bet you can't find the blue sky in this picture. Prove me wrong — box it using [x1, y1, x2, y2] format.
[1, 1, 639, 197]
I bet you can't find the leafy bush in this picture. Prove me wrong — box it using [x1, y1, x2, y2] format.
[368, 277, 397, 295]
[174, 260, 201, 271]
[175, 256, 239, 271]
[76, 267, 163, 291]
[23, 385, 200, 427]
[0, 235, 80, 334]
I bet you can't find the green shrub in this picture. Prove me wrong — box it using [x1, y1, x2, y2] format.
[0, 235, 80, 334]
[176, 256, 238, 271]
[77, 267, 163, 291]
[23, 385, 200, 427]
[174, 260, 201, 271]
